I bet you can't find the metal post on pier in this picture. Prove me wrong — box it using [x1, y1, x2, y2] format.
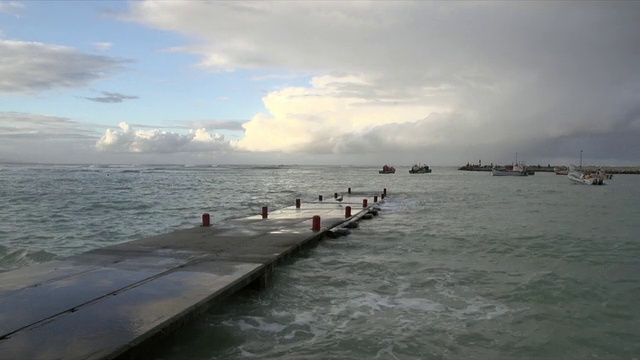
[312, 215, 321, 231]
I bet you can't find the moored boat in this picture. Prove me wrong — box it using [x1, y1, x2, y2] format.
[409, 164, 432, 174]
[379, 165, 396, 174]
[554, 166, 569, 175]
[491, 164, 528, 176]
[567, 165, 605, 185]
[567, 150, 605, 185]
[492, 152, 529, 176]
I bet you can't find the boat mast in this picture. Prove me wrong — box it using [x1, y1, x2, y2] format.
[580, 149, 583, 170]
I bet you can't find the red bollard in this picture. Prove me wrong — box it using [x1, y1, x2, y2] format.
[296, 199, 301, 208]
[334, 192, 338, 199]
[312, 215, 321, 231]
[319, 195, 323, 201]
[348, 187, 351, 194]
[202, 213, 210, 227]
[345, 206, 352, 218]
[363, 199, 368, 208]
[262, 206, 268, 219]
[374, 195, 378, 202]
[381, 193, 385, 199]
[383, 188, 387, 195]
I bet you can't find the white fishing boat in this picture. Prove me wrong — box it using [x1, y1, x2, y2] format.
[491, 164, 528, 176]
[491, 153, 528, 176]
[567, 151, 604, 185]
[567, 165, 605, 185]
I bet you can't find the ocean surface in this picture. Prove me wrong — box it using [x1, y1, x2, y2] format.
[1, 164, 639, 359]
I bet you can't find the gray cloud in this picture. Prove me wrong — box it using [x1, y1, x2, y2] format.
[123, 2, 640, 165]
[0, 112, 99, 140]
[108, 120, 245, 132]
[0, 40, 131, 95]
[82, 91, 139, 103]
[179, 119, 245, 132]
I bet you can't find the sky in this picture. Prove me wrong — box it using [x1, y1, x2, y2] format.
[1, 1, 639, 166]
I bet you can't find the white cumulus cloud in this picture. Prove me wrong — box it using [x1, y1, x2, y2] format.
[96, 122, 229, 153]
[232, 74, 451, 154]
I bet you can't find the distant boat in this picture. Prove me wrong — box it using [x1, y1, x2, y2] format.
[409, 164, 432, 174]
[568, 150, 605, 185]
[379, 165, 396, 174]
[567, 165, 605, 185]
[492, 152, 529, 176]
[554, 166, 569, 175]
[491, 164, 528, 176]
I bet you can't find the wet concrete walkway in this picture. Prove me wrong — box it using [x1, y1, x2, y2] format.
[0, 191, 385, 360]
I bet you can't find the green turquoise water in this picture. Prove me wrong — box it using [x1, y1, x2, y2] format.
[1, 164, 638, 359]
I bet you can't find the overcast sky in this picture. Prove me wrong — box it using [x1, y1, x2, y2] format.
[1, 1, 639, 166]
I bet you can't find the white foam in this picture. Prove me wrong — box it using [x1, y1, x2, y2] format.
[375, 342, 400, 360]
[236, 317, 287, 333]
[395, 297, 446, 312]
[237, 346, 257, 358]
[291, 311, 316, 326]
[451, 296, 510, 320]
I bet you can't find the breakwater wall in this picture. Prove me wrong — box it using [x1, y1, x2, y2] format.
[458, 165, 640, 174]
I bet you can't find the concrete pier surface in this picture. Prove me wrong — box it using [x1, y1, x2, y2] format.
[0, 192, 384, 360]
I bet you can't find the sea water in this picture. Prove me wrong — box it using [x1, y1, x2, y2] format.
[1, 164, 639, 359]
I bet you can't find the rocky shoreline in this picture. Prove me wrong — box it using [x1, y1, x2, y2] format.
[458, 164, 640, 174]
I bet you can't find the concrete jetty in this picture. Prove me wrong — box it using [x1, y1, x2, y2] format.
[0, 190, 385, 360]
[458, 164, 640, 174]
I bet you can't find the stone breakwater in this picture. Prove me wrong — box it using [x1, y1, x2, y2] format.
[458, 165, 640, 174]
